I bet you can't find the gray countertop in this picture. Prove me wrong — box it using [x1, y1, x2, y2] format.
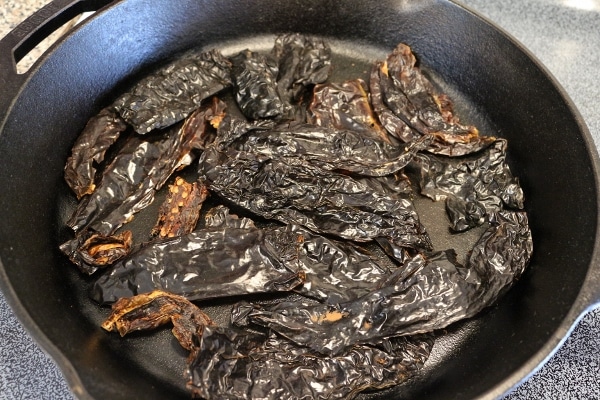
[1, 0, 599, 399]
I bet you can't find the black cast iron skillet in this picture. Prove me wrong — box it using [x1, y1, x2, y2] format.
[1, 0, 599, 399]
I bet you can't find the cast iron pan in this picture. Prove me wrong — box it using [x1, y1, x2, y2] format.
[1, 0, 599, 399]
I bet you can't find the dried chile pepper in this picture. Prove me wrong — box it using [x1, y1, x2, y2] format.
[92, 206, 411, 305]
[308, 79, 393, 144]
[234, 210, 532, 356]
[230, 50, 283, 119]
[198, 144, 432, 256]
[91, 206, 306, 304]
[59, 230, 133, 275]
[102, 290, 214, 351]
[64, 107, 128, 199]
[287, 224, 398, 304]
[187, 326, 433, 400]
[409, 139, 525, 231]
[356, 172, 414, 200]
[226, 119, 432, 177]
[67, 98, 225, 236]
[113, 49, 232, 134]
[271, 33, 332, 120]
[151, 177, 209, 239]
[370, 44, 496, 156]
[369, 61, 419, 143]
[181, 96, 227, 151]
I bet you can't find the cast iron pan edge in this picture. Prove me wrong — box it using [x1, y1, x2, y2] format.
[0, 0, 599, 399]
[451, 1, 600, 398]
[0, 4, 116, 400]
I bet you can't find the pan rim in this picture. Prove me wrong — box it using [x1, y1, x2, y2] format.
[449, 0, 600, 398]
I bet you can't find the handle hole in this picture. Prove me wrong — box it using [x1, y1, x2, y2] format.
[15, 12, 94, 74]
[9, 0, 117, 75]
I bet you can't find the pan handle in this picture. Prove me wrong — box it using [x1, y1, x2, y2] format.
[0, 0, 114, 119]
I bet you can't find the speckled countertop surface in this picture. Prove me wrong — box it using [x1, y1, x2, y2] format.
[0, 0, 599, 399]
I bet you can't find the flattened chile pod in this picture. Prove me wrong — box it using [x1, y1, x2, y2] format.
[113, 49, 232, 134]
[67, 99, 225, 236]
[409, 139, 525, 231]
[229, 119, 433, 177]
[370, 44, 495, 156]
[91, 207, 306, 304]
[308, 78, 393, 144]
[92, 206, 407, 305]
[64, 107, 128, 199]
[271, 33, 332, 120]
[187, 326, 433, 400]
[199, 144, 432, 255]
[230, 49, 283, 119]
[102, 290, 214, 351]
[236, 210, 532, 356]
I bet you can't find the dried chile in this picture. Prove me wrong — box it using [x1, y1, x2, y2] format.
[113, 49, 232, 134]
[67, 99, 225, 236]
[409, 139, 525, 231]
[102, 290, 214, 351]
[227, 118, 432, 177]
[287, 224, 398, 304]
[234, 210, 532, 356]
[308, 79, 393, 144]
[59, 230, 133, 275]
[198, 144, 432, 255]
[369, 61, 418, 143]
[181, 96, 227, 151]
[356, 172, 414, 201]
[91, 206, 306, 304]
[92, 206, 411, 305]
[187, 326, 433, 400]
[151, 177, 209, 239]
[64, 107, 128, 199]
[272, 33, 332, 120]
[370, 44, 496, 156]
[230, 50, 283, 119]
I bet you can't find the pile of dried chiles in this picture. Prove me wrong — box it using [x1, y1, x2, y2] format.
[60, 34, 533, 399]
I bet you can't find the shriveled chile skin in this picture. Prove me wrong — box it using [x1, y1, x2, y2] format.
[230, 49, 283, 119]
[235, 210, 532, 356]
[369, 61, 419, 143]
[112, 49, 232, 134]
[91, 207, 307, 304]
[102, 290, 214, 351]
[64, 107, 128, 199]
[198, 144, 432, 254]
[187, 326, 433, 400]
[308, 79, 393, 144]
[371, 44, 496, 156]
[409, 139, 525, 231]
[271, 33, 332, 120]
[284, 224, 398, 304]
[229, 119, 433, 177]
[67, 99, 225, 236]
[92, 206, 409, 305]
